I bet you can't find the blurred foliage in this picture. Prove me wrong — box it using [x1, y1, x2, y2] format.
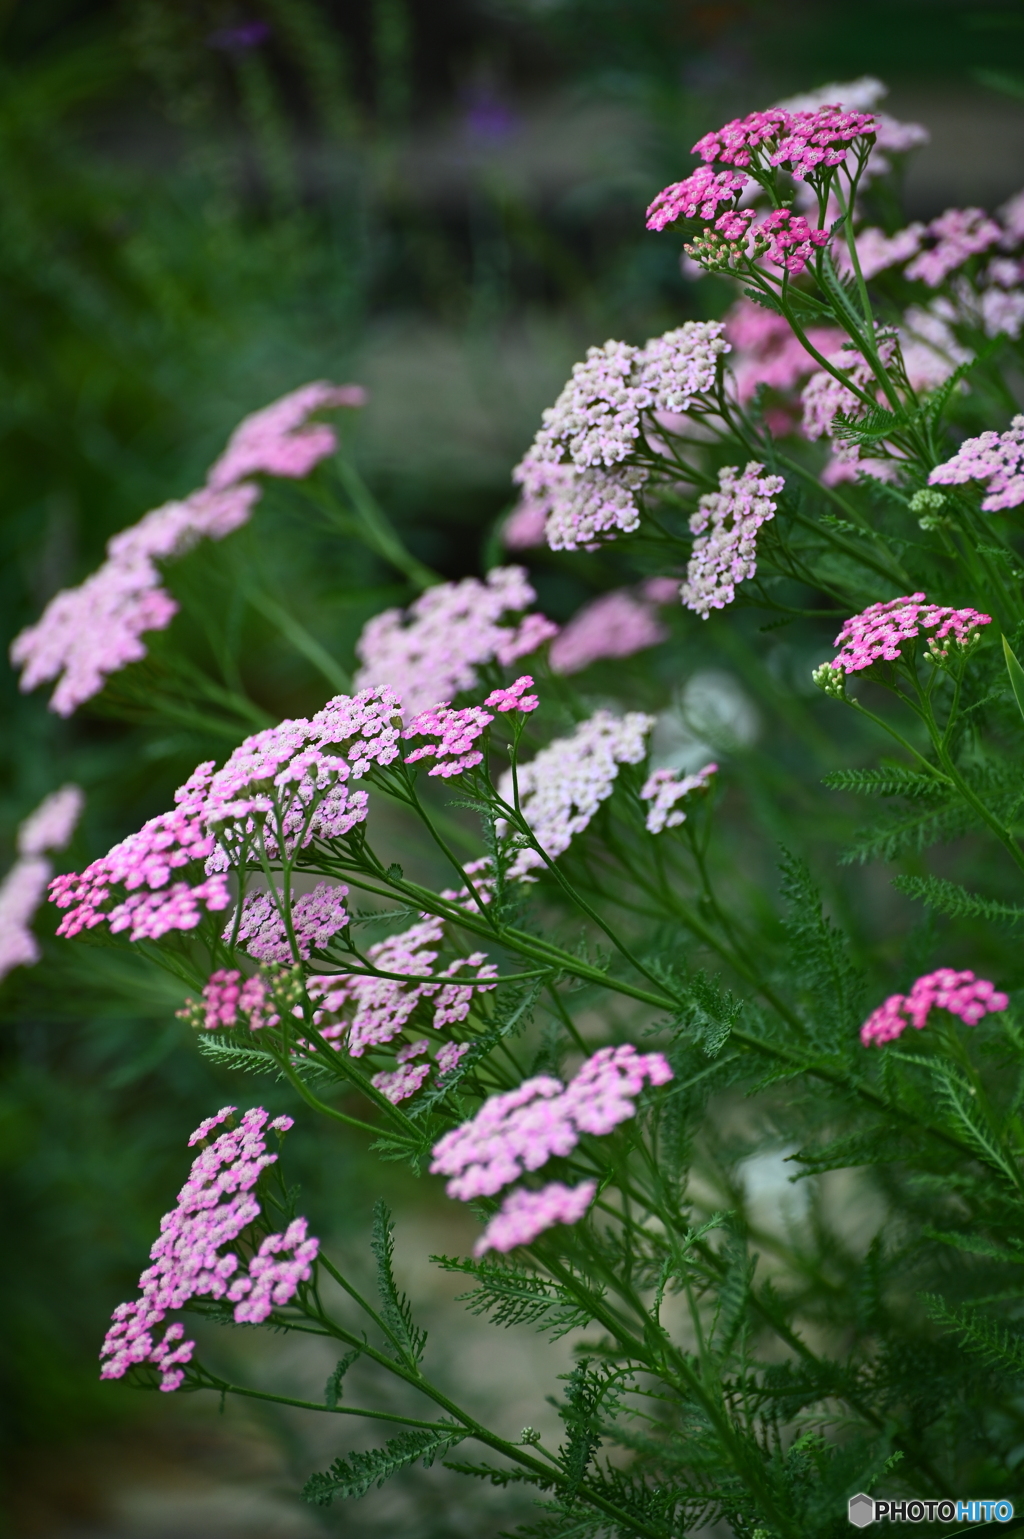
[3, 0, 1024, 1530]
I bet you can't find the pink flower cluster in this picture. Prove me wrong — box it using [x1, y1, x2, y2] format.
[646, 167, 750, 231]
[186, 969, 281, 1031]
[839, 223, 925, 281]
[11, 384, 364, 716]
[99, 1107, 316, 1391]
[485, 675, 539, 713]
[681, 462, 785, 620]
[527, 324, 730, 472]
[929, 415, 1024, 511]
[308, 899, 497, 1058]
[432, 1045, 672, 1198]
[207, 382, 366, 489]
[475, 1180, 598, 1256]
[404, 704, 494, 778]
[905, 208, 1001, 288]
[431, 1044, 671, 1250]
[1, 784, 85, 983]
[49, 689, 399, 944]
[354, 568, 557, 721]
[759, 209, 831, 275]
[229, 881, 350, 963]
[549, 590, 668, 675]
[640, 763, 718, 834]
[861, 969, 1009, 1046]
[498, 709, 654, 879]
[826, 594, 992, 675]
[724, 297, 844, 406]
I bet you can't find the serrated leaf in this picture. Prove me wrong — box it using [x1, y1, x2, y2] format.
[823, 764, 946, 798]
[370, 1201, 427, 1366]
[302, 1426, 465, 1505]
[324, 1348, 360, 1407]
[892, 873, 1024, 926]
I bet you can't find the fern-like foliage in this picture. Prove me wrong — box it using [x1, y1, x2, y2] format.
[922, 1294, 1024, 1376]
[822, 764, 945, 799]
[433, 1254, 598, 1338]
[371, 1201, 427, 1366]
[779, 851, 864, 1041]
[323, 1348, 360, 1407]
[891, 873, 1024, 926]
[301, 1425, 466, 1505]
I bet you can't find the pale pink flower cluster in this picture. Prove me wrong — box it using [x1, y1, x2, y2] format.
[640, 763, 718, 834]
[724, 298, 844, 405]
[1, 784, 85, 983]
[549, 590, 668, 675]
[498, 709, 654, 879]
[49, 689, 399, 944]
[431, 1044, 671, 1250]
[800, 342, 904, 484]
[861, 969, 1008, 1046]
[979, 261, 1024, 340]
[308, 901, 497, 1058]
[840, 223, 925, 280]
[371, 1040, 432, 1103]
[16, 785, 85, 857]
[681, 462, 785, 620]
[11, 384, 364, 716]
[354, 568, 557, 721]
[899, 303, 973, 392]
[929, 415, 1024, 511]
[0, 858, 52, 982]
[207, 382, 365, 488]
[475, 1180, 598, 1256]
[826, 594, 992, 675]
[99, 1107, 315, 1391]
[905, 208, 1001, 288]
[510, 325, 729, 553]
[230, 881, 350, 963]
[187, 969, 280, 1031]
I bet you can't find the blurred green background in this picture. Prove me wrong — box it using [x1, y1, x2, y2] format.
[3, 2, 1024, 1533]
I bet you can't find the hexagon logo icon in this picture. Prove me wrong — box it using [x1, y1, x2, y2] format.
[848, 1493, 875, 1527]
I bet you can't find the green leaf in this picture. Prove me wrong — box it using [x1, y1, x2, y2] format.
[892, 873, 1024, 927]
[433, 1254, 599, 1338]
[921, 1293, 1024, 1375]
[301, 1426, 466, 1505]
[1003, 635, 1024, 725]
[823, 764, 945, 799]
[323, 1349, 361, 1407]
[370, 1201, 427, 1366]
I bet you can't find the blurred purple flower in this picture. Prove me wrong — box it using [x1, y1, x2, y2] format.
[207, 20, 271, 53]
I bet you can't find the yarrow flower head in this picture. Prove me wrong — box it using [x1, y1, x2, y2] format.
[179, 968, 283, 1031]
[498, 710, 654, 880]
[48, 690, 400, 944]
[430, 1045, 672, 1253]
[228, 882, 350, 963]
[929, 415, 1024, 512]
[0, 857, 51, 981]
[681, 462, 785, 620]
[354, 568, 557, 721]
[645, 167, 751, 231]
[474, 1181, 598, 1256]
[207, 382, 365, 489]
[825, 594, 992, 675]
[905, 207, 1001, 289]
[98, 1107, 316, 1391]
[404, 704, 494, 778]
[308, 877, 498, 1058]
[861, 969, 1009, 1046]
[549, 590, 668, 675]
[724, 297, 844, 405]
[16, 784, 85, 857]
[11, 380, 366, 717]
[641, 763, 718, 834]
[484, 675, 540, 712]
[757, 209, 831, 275]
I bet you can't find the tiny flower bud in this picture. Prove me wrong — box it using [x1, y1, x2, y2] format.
[812, 661, 846, 698]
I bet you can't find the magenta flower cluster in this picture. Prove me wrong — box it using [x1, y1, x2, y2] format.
[826, 594, 992, 675]
[401, 677, 538, 777]
[681, 462, 785, 620]
[354, 568, 557, 721]
[430, 1044, 672, 1253]
[640, 763, 718, 834]
[10, 384, 363, 716]
[99, 1107, 317, 1391]
[929, 415, 1024, 512]
[185, 969, 280, 1031]
[48, 688, 401, 945]
[475, 1181, 599, 1256]
[861, 969, 1009, 1046]
[759, 209, 831, 275]
[498, 709, 654, 879]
